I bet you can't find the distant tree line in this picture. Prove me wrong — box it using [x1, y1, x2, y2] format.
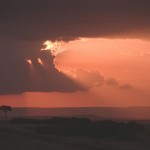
[11, 117, 144, 140]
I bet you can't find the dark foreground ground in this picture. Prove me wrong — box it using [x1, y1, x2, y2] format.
[0, 118, 150, 150]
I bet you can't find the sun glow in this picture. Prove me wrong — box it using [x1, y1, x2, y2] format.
[41, 40, 65, 56]
[38, 58, 43, 65]
[26, 59, 32, 64]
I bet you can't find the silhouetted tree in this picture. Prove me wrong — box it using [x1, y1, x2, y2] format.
[0, 105, 12, 121]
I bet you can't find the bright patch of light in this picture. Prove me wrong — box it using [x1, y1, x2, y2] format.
[26, 59, 32, 64]
[41, 40, 65, 56]
[38, 58, 43, 65]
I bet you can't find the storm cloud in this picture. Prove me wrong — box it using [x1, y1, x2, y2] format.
[0, 48, 84, 94]
[0, 0, 146, 94]
[0, 0, 150, 41]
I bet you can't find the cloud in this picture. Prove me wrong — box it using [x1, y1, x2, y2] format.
[120, 84, 133, 90]
[0, 47, 84, 94]
[0, 0, 150, 41]
[105, 78, 133, 90]
[0, 0, 142, 94]
[72, 69, 105, 89]
[70, 70, 133, 90]
[105, 78, 119, 86]
[0, 43, 133, 94]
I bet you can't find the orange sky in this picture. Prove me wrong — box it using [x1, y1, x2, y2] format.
[1, 38, 150, 107]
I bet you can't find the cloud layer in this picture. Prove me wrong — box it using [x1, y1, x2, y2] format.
[0, 0, 150, 41]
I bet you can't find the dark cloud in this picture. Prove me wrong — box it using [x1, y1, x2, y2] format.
[105, 78, 119, 86]
[120, 84, 133, 90]
[0, 0, 150, 41]
[0, 48, 84, 94]
[28, 51, 84, 92]
[105, 78, 133, 90]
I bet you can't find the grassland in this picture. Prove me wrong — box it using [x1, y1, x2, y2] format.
[0, 119, 150, 150]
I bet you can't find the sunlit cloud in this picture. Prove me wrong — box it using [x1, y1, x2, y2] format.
[61, 69, 133, 92]
[61, 69, 105, 91]
[26, 59, 32, 64]
[38, 58, 43, 65]
[41, 40, 65, 56]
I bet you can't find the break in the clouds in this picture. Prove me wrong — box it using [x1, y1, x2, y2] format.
[0, 0, 150, 41]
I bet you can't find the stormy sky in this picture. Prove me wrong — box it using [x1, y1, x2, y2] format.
[1, 0, 150, 41]
[0, 0, 150, 95]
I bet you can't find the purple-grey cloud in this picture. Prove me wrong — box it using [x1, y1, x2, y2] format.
[0, 0, 150, 41]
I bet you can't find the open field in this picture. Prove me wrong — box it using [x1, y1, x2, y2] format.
[0, 119, 150, 150]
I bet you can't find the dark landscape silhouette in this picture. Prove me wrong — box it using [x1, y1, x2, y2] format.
[11, 117, 144, 140]
[3, 107, 150, 120]
[0, 107, 150, 150]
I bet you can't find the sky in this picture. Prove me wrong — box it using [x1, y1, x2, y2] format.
[0, 0, 150, 107]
